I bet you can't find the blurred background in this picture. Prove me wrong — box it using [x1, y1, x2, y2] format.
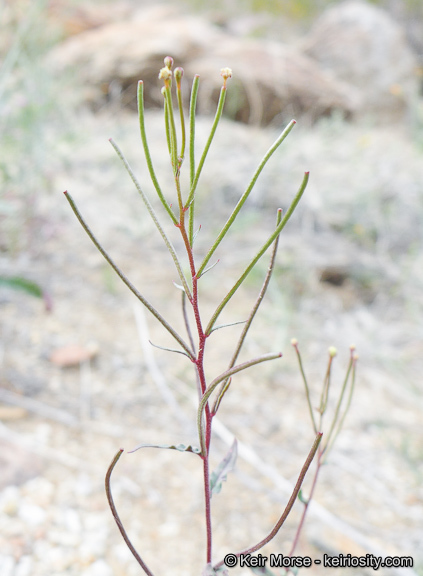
[0, 0, 422, 575]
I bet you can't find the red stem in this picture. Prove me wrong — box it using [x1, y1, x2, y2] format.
[288, 446, 323, 558]
[178, 201, 214, 564]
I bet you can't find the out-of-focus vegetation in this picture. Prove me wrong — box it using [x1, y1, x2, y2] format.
[0, 0, 69, 254]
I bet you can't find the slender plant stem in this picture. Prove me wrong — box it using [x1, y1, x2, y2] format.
[109, 138, 192, 300]
[212, 209, 282, 414]
[188, 75, 200, 245]
[182, 291, 196, 355]
[205, 172, 309, 335]
[318, 355, 334, 430]
[288, 446, 323, 559]
[198, 121, 296, 277]
[137, 81, 177, 224]
[197, 353, 282, 456]
[292, 341, 317, 434]
[185, 85, 227, 210]
[164, 85, 179, 175]
[175, 70, 186, 162]
[324, 353, 357, 458]
[213, 432, 323, 570]
[163, 94, 172, 157]
[64, 191, 193, 359]
[105, 449, 155, 576]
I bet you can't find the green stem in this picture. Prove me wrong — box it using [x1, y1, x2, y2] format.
[185, 85, 227, 210]
[212, 209, 282, 414]
[176, 78, 186, 162]
[188, 75, 200, 245]
[198, 120, 296, 277]
[164, 84, 179, 176]
[137, 81, 177, 225]
[205, 172, 309, 335]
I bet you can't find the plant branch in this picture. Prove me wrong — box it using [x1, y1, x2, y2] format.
[198, 121, 296, 276]
[64, 191, 194, 359]
[197, 353, 282, 456]
[109, 138, 192, 299]
[105, 449, 155, 576]
[324, 350, 357, 458]
[188, 75, 200, 245]
[137, 81, 178, 225]
[291, 339, 317, 434]
[213, 432, 323, 570]
[205, 172, 309, 335]
[212, 209, 282, 414]
[185, 85, 228, 210]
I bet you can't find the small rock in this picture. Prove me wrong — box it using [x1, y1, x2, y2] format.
[18, 502, 47, 526]
[0, 555, 15, 576]
[50, 343, 98, 367]
[81, 559, 113, 576]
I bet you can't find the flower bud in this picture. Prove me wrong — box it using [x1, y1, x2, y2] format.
[164, 56, 174, 70]
[328, 346, 337, 358]
[174, 67, 184, 82]
[291, 338, 298, 346]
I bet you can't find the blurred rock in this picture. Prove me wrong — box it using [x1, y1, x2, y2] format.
[185, 39, 360, 125]
[301, 0, 419, 121]
[49, 343, 98, 367]
[47, 4, 359, 124]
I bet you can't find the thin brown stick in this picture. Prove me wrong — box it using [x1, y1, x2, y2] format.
[105, 449, 155, 576]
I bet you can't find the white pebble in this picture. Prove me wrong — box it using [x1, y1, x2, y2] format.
[0, 555, 15, 576]
[81, 559, 113, 576]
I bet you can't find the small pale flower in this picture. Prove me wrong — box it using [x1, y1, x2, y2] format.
[220, 67, 232, 88]
[159, 67, 172, 82]
[220, 67, 232, 80]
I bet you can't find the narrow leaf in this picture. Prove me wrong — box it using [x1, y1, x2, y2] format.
[149, 339, 192, 359]
[197, 259, 219, 279]
[198, 120, 296, 277]
[210, 439, 238, 496]
[0, 275, 52, 310]
[206, 172, 309, 335]
[298, 488, 309, 505]
[185, 84, 228, 210]
[212, 432, 322, 571]
[109, 138, 192, 300]
[129, 442, 201, 455]
[197, 353, 282, 455]
[0, 275, 43, 298]
[64, 192, 193, 359]
[212, 378, 231, 415]
[209, 320, 246, 334]
[137, 81, 177, 224]
[105, 449, 155, 576]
